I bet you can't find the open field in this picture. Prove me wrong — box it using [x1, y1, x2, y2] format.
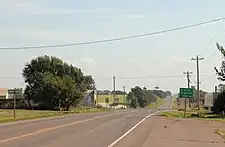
[97, 94, 126, 104]
[147, 96, 164, 109]
[0, 108, 109, 123]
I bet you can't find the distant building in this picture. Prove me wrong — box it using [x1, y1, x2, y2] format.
[82, 90, 97, 107]
[0, 88, 8, 99]
[0, 88, 24, 100]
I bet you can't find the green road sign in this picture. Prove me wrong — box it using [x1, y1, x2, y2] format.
[179, 88, 193, 98]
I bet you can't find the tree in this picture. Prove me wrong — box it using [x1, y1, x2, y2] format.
[214, 43, 225, 113]
[84, 75, 95, 90]
[212, 91, 225, 114]
[131, 86, 146, 107]
[23, 55, 91, 110]
[105, 97, 109, 104]
[215, 43, 225, 80]
[127, 86, 158, 108]
[127, 92, 138, 108]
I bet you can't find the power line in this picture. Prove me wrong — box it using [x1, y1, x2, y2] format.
[0, 17, 224, 50]
[0, 74, 216, 80]
[203, 19, 225, 60]
[201, 19, 224, 56]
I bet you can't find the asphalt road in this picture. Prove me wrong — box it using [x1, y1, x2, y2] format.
[0, 99, 172, 147]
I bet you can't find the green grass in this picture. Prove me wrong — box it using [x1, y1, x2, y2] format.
[159, 109, 225, 122]
[147, 97, 164, 109]
[0, 108, 109, 123]
[215, 130, 225, 139]
[159, 111, 193, 118]
[97, 94, 126, 104]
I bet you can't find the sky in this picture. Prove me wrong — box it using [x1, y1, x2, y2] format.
[0, 0, 225, 94]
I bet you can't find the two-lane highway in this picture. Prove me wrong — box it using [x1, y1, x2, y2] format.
[0, 98, 172, 147]
[0, 108, 156, 147]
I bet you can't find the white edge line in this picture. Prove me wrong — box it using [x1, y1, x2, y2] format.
[107, 111, 159, 147]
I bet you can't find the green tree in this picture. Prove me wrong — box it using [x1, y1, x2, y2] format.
[131, 86, 146, 107]
[84, 75, 95, 90]
[212, 91, 225, 114]
[127, 92, 138, 108]
[214, 43, 225, 113]
[23, 55, 89, 110]
[105, 97, 109, 104]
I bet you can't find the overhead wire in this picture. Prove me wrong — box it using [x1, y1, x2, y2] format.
[0, 74, 217, 80]
[0, 17, 224, 50]
[204, 19, 225, 60]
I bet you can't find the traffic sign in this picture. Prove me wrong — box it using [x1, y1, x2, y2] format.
[179, 88, 193, 98]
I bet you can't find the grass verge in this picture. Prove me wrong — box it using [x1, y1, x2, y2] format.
[0, 108, 109, 123]
[215, 130, 225, 139]
[148, 97, 164, 109]
[159, 109, 225, 122]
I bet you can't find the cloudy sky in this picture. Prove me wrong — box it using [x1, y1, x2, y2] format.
[0, 0, 225, 93]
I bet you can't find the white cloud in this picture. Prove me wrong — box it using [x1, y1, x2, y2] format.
[0, 27, 88, 44]
[32, 8, 113, 16]
[0, 0, 113, 16]
[79, 58, 96, 66]
[126, 14, 145, 19]
[76, 58, 97, 75]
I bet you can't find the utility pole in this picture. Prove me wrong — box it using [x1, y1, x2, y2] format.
[214, 85, 218, 101]
[192, 55, 204, 110]
[113, 76, 116, 109]
[13, 89, 16, 119]
[183, 71, 192, 117]
[183, 71, 192, 88]
[123, 86, 126, 108]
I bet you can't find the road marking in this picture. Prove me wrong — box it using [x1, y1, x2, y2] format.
[0, 112, 127, 144]
[0, 113, 85, 127]
[0, 111, 117, 127]
[107, 111, 159, 147]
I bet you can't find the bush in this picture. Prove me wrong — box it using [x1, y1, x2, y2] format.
[0, 99, 27, 109]
[212, 91, 225, 114]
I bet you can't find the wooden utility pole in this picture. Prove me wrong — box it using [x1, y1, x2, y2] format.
[123, 86, 126, 108]
[183, 71, 192, 117]
[13, 89, 16, 119]
[214, 85, 218, 100]
[113, 76, 116, 109]
[183, 71, 192, 88]
[192, 55, 204, 110]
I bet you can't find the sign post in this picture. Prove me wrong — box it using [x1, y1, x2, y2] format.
[179, 88, 193, 118]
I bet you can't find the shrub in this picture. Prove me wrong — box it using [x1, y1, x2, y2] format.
[212, 91, 225, 114]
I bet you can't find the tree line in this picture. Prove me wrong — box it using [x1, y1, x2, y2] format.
[126, 86, 171, 108]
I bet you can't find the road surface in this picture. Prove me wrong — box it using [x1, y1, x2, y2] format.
[115, 116, 225, 147]
[0, 99, 174, 147]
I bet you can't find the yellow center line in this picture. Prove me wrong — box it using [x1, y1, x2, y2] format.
[0, 112, 127, 144]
